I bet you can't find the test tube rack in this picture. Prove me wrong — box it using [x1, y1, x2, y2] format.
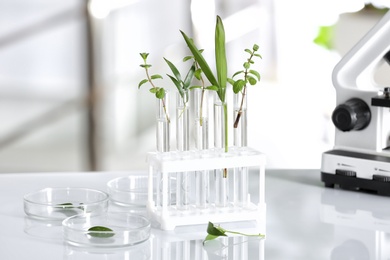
[146, 147, 266, 230]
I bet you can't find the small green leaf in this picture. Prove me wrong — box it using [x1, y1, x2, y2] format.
[88, 226, 115, 238]
[164, 58, 182, 82]
[204, 234, 219, 243]
[183, 56, 193, 62]
[138, 79, 148, 88]
[140, 53, 149, 60]
[156, 88, 166, 99]
[233, 79, 246, 93]
[151, 74, 163, 80]
[149, 88, 158, 93]
[249, 70, 261, 81]
[232, 70, 244, 78]
[247, 76, 257, 85]
[254, 53, 262, 58]
[167, 74, 184, 99]
[205, 86, 219, 91]
[206, 222, 226, 237]
[183, 64, 195, 90]
[244, 49, 252, 55]
[189, 85, 202, 90]
[243, 62, 250, 69]
[227, 78, 235, 86]
[56, 203, 74, 209]
[194, 69, 202, 80]
[140, 64, 152, 68]
[253, 44, 259, 51]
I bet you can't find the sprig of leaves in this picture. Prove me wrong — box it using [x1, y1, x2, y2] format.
[203, 221, 265, 244]
[139, 53, 170, 123]
[228, 44, 262, 128]
[181, 15, 228, 153]
[164, 57, 195, 115]
[183, 52, 218, 126]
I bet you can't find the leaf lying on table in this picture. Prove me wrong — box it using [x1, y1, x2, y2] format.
[88, 226, 115, 238]
[203, 221, 265, 244]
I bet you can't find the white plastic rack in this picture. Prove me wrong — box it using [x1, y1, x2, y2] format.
[146, 147, 266, 230]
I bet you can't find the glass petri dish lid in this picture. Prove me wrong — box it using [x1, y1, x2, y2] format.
[107, 175, 152, 207]
[62, 212, 151, 248]
[24, 187, 109, 221]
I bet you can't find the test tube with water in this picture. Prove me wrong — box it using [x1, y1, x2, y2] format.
[194, 89, 209, 209]
[214, 94, 229, 207]
[156, 95, 170, 208]
[176, 93, 190, 210]
[233, 90, 248, 206]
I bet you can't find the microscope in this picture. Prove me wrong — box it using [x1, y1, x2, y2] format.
[321, 10, 390, 195]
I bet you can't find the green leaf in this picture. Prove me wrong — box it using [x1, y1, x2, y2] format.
[247, 75, 257, 85]
[206, 222, 227, 237]
[140, 53, 149, 60]
[56, 202, 74, 209]
[215, 15, 227, 102]
[189, 85, 202, 90]
[183, 56, 193, 62]
[253, 44, 259, 51]
[205, 86, 219, 91]
[140, 64, 152, 68]
[167, 74, 184, 98]
[227, 78, 235, 86]
[181, 31, 219, 88]
[233, 79, 246, 93]
[151, 74, 163, 80]
[156, 88, 166, 99]
[164, 58, 182, 82]
[138, 79, 148, 89]
[232, 70, 244, 78]
[88, 226, 115, 238]
[203, 234, 219, 243]
[149, 88, 158, 93]
[194, 69, 202, 80]
[183, 64, 195, 90]
[249, 70, 261, 81]
[254, 53, 262, 58]
[244, 49, 252, 55]
[243, 62, 250, 69]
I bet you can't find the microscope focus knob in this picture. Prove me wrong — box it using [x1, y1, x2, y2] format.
[332, 98, 371, 132]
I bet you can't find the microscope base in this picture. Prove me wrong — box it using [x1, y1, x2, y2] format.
[321, 172, 390, 196]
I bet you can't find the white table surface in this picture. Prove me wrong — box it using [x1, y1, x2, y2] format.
[0, 169, 388, 259]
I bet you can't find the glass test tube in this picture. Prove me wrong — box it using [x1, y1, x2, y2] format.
[194, 89, 209, 208]
[156, 95, 170, 208]
[214, 93, 228, 207]
[176, 93, 190, 210]
[233, 89, 249, 206]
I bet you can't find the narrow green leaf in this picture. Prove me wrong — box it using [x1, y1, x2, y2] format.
[215, 15, 227, 102]
[254, 53, 262, 58]
[140, 64, 152, 68]
[205, 86, 219, 91]
[180, 31, 219, 88]
[151, 74, 163, 80]
[249, 70, 261, 81]
[164, 58, 182, 82]
[183, 56, 193, 62]
[232, 70, 244, 78]
[203, 234, 219, 243]
[167, 74, 184, 99]
[88, 226, 115, 238]
[138, 79, 148, 89]
[183, 64, 196, 90]
[189, 85, 202, 90]
[244, 49, 252, 55]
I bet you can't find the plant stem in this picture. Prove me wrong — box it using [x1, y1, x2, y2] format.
[224, 230, 265, 238]
[145, 66, 170, 124]
[233, 86, 247, 128]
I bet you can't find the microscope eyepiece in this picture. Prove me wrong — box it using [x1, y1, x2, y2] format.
[332, 98, 371, 132]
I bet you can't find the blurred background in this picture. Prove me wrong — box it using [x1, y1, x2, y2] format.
[0, 0, 389, 173]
